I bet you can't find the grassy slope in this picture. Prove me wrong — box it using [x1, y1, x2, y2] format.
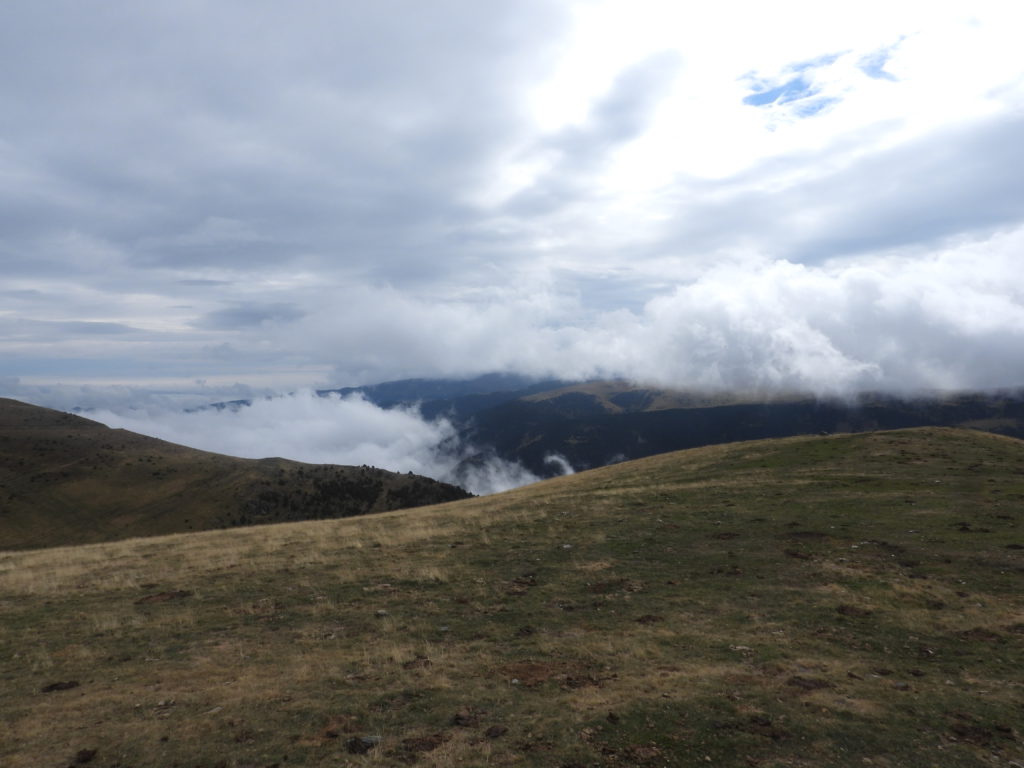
[1, 427, 1022, 767]
[0, 398, 470, 549]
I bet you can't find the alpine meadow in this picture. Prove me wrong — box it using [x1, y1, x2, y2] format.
[3, 2, 1024, 766]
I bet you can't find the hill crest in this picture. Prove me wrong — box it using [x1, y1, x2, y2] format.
[0, 398, 471, 550]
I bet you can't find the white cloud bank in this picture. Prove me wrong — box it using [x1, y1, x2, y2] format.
[86, 391, 545, 496]
[249, 227, 1024, 396]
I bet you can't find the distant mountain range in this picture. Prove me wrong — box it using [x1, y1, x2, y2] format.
[194, 372, 567, 414]
[4, 372, 1023, 548]
[0, 398, 471, 550]
[208, 374, 1024, 481]
[447, 382, 1024, 478]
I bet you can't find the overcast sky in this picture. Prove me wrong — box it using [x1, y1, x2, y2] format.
[3, 0, 1024, 407]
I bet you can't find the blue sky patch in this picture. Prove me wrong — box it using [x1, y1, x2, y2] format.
[742, 50, 846, 116]
[859, 48, 898, 81]
[792, 96, 839, 117]
[743, 76, 817, 107]
[790, 52, 843, 73]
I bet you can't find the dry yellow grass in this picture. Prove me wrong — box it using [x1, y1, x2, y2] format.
[2, 428, 1023, 767]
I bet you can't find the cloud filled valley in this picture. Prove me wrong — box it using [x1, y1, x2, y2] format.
[86, 391, 548, 496]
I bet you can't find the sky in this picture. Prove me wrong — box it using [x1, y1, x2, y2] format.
[2, 1, 1024, 487]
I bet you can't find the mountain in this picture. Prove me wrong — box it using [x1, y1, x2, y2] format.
[0, 398, 471, 550]
[188, 375, 1024, 488]
[446, 383, 1024, 477]
[196, 373, 570, 413]
[1, 427, 1021, 767]
[319, 372, 569, 410]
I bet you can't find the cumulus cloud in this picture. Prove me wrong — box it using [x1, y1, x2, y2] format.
[234, 226, 1022, 396]
[85, 390, 546, 496]
[2, 1, 1024, 403]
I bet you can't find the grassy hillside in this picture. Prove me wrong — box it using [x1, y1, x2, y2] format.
[1, 427, 1022, 767]
[0, 398, 471, 550]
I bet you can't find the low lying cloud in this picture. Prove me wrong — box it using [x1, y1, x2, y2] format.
[0, 379, 269, 414]
[544, 453, 576, 476]
[260, 227, 1024, 396]
[86, 390, 548, 496]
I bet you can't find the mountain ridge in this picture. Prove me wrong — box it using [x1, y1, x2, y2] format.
[0, 397, 471, 550]
[184, 375, 1024, 481]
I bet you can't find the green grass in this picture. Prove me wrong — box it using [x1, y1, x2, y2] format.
[1, 427, 1022, 767]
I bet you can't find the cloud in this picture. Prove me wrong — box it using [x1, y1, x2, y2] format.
[544, 454, 576, 476]
[645, 109, 1024, 268]
[192, 303, 306, 330]
[858, 47, 899, 82]
[502, 51, 681, 218]
[0, 318, 142, 338]
[260, 226, 1024, 395]
[0, 378, 270, 413]
[1, 1, 1023, 400]
[85, 390, 546, 496]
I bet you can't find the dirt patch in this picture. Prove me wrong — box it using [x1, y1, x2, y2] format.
[503, 661, 564, 687]
[372, 691, 421, 712]
[401, 654, 432, 670]
[576, 560, 613, 573]
[450, 709, 482, 727]
[954, 523, 992, 533]
[135, 590, 192, 605]
[836, 604, 873, 618]
[320, 714, 362, 740]
[947, 714, 1017, 747]
[41, 680, 80, 693]
[506, 573, 538, 595]
[786, 676, 834, 693]
[711, 716, 790, 743]
[866, 539, 907, 553]
[708, 565, 742, 575]
[958, 627, 1004, 643]
[400, 731, 449, 753]
[500, 660, 605, 689]
[345, 736, 379, 754]
[744, 714, 790, 742]
[622, 743, 663, 762]
[587, 579, 643, 594]
[784, 549, 812, 560]
[635, 614, 663, 624]
[70, 748, 96, 764]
